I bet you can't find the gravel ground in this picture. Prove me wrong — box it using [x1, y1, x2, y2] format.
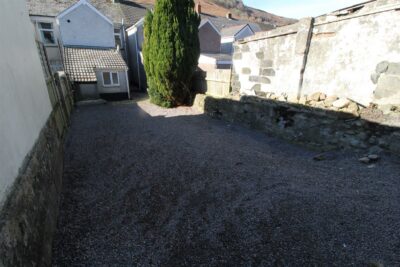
[52, 98, 400, 266]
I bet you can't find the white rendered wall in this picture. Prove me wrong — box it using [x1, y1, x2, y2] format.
[58, 3, 115, 48]
[0, 0, 52, 206]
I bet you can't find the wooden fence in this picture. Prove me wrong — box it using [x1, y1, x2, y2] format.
[36, 41, 73, 137]
[192, 69, 232, 98]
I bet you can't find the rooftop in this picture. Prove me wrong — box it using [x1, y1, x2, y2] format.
[27, 0, 151, 28]
[63, 46, 128, 82]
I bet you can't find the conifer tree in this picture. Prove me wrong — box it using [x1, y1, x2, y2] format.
[143, 0, 200, 107]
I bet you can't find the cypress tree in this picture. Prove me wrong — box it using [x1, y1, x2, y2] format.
[143, 0, 200, 107]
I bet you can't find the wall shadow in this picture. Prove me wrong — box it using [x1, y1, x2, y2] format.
[203, 95, 400, 154]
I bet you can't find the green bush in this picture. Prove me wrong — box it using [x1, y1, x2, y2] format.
[143, 0, 200, 108]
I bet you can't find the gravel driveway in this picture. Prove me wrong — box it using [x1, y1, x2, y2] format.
[52, 98, 400, 266]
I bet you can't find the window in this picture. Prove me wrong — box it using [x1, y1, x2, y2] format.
[114, 28, 122, 48]
[38, 22, 56, 45]
[102, 72, 119, 87]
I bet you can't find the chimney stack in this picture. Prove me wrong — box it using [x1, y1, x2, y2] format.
[195, 3, 202, 14]
[226, 12, 232, 19]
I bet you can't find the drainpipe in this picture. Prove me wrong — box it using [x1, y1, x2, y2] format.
[134, 29, 142, 91]
[125, 70, 131, 99]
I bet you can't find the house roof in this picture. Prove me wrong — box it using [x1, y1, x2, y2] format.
[119, 1, 152, 26]
[220, 24, 250, 38]
[200, 14, 263, 38]
[63, 46, 128, 82]
[27, 0, 150, 28]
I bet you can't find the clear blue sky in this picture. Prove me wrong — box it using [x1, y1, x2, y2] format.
[243, 0, 363, 18]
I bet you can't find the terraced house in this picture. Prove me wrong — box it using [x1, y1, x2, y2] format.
[27, 0, 268, 96]
[27, 0, 151, 99]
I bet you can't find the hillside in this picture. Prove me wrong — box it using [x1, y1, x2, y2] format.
[134, 0, 297, 28]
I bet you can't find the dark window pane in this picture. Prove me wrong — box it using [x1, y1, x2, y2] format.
[39, 22, 53, 29]
[115, 35, 121, 48]
[103, 72, 111, 85]
[112, 73, 119, 84]
[41, 30, 55, 44]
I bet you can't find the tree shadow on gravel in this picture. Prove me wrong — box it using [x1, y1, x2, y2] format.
[52, 100, 400, 267]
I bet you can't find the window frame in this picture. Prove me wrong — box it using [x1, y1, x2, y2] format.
[37, 22, 56, 46]
[102, 71, 120, 87]
[114, 28, 123, 48]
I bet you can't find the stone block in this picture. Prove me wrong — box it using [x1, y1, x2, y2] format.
[376, 61, 389, 74]
[386, 63, 400, 75]
[256, 52, 264, 59]
[249, 76, 271, 84]
[310, 92, 324, 101]
[371, 73, 380, 84]
[261, 68, 276, 76]
[241, 44, 250, 52]
[323, 95, 338, 107]
[252, 84, 261, 92]
[242, 68, 251, 74]
[233, 53, 242, 60]
[375, 74, 400, 99]
[333, 98, 350, 109]
[261, 60, 273, 68]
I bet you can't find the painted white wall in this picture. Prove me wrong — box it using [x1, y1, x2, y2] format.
[95, 70, 129, 94]
[58, 2, 115, 48]
[0, 0, 52, 206]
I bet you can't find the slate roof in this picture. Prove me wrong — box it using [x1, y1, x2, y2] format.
[220, 24, 250, 38]
[63, 46, 128, 82]
[27, 0, 150, 28]
[119, 0, 152, 26]
[200, 14, 263, 37]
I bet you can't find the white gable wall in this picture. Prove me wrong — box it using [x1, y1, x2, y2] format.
[58, 3, 115, 47]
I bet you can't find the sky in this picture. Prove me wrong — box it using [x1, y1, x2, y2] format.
[243, 0, 364, 19]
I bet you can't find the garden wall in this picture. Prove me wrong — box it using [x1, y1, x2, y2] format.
[194, 94, 400, 155]
[232, 0, 400, 109]
[0, 1, 73, 265]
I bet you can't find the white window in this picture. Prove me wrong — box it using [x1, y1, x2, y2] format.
[102, 72, 119, 87]
[114, 28, 122, 48]
[38, 22, 56, 45]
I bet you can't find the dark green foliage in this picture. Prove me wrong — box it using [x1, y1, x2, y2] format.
[143, 0, 200, 107]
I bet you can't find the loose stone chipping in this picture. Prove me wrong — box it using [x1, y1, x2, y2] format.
[53, 100, 400, 266]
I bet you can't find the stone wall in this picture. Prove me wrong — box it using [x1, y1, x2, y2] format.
[0, 2, 74, 265]
[194, 94, 400, 155]
[232, 0, 400, 110]
[0, 112, 65, 267]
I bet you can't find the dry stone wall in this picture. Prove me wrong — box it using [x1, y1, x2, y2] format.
[194, 94, 400, 155]
[232, 0, 400, 112]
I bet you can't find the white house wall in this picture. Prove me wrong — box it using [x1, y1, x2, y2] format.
[30, 16, 62, 67]
[58, 3, 115, 48]
[95, 70, 129, 94]
[0, 0, 52, 207]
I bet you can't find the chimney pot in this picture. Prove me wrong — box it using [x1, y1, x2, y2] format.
[195, 3, 202, 14]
